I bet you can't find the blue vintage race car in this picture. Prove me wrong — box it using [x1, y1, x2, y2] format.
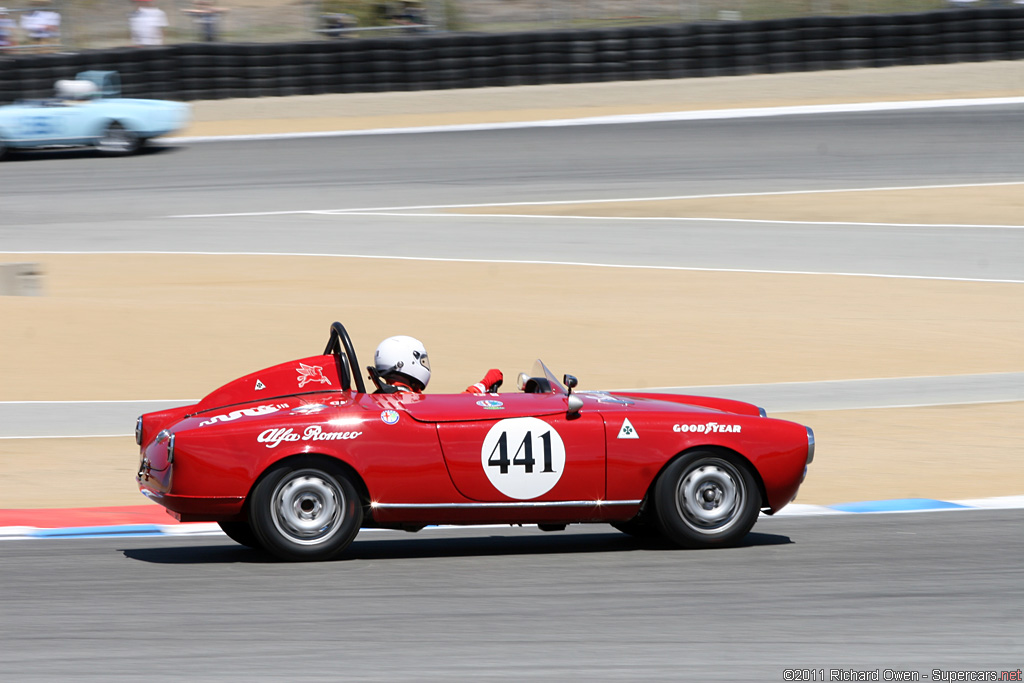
[0, 71, 189, 159]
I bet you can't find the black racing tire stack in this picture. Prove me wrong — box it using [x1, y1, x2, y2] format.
[1, 7, 1022, 105]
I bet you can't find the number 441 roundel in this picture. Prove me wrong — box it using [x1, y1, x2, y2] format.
[480, 417, 566, 499]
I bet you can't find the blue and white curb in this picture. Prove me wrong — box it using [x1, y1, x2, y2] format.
[1, 496, 1022, 540]
[771, 495, 1024, 516]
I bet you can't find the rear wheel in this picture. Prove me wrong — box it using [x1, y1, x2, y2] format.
[653, 451, 760, 548]
[249, 460, 362, 561]
[96, 122, 140, 156]
[217, 520, 261, 549]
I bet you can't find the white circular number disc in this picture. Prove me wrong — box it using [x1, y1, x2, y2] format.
[480, 417, 566, 500]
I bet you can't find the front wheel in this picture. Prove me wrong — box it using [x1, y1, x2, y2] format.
[249, 460, 362, 561]
[653, 451, 760, 549]
[95, 122, 140, 156]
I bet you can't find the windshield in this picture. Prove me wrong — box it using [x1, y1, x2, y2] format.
[523, 359, 566, 394]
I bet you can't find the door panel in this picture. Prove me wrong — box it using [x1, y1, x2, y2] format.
[436, 405, 606, 502]
[16, 109, 73, 142]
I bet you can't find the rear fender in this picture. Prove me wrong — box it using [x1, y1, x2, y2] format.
[138, 404, 197, 451]
[245, 451, 372, 516]
[166, 414, 461, 506]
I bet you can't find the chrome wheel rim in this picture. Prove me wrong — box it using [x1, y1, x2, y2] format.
[98, 126, 133, 153]
[675, 459, 744, 534]
[270, 472, 344, 545]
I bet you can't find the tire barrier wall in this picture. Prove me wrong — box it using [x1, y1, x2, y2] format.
[1, 8, 1023, 104]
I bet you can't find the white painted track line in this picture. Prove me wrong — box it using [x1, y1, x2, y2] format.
[2, 373, 1022, 438]
[168, 96, 1024, 144]
[2, 250, 1019, 284]
[164, 180, 1024, 218]
[319, 212, 1024, 230]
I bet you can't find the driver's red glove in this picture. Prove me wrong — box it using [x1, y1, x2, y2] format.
[465, 368, 503, 394]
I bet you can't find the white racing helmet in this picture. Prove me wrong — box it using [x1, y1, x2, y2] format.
[374, 335, 431, 391]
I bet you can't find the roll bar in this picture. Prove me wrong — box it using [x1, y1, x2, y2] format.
[323, 322, 366, 394]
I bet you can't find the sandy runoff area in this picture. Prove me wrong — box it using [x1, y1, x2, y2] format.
[2, 61, 1022, 510]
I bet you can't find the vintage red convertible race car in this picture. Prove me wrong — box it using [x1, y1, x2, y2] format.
[136, 323, 815, 561]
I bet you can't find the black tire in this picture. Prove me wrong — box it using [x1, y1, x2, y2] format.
[217, 520, 261, 549]
[249, 460, 362, 562]
[610, 517, 663, 540]
[653, 451, 760, 548]
[95, 122, 140, 156]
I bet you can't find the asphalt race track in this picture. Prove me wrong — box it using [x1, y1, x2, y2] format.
[2, 512, 1022, 680]
[2, 104, 1023, 678]
[2, 107, 1023, 281]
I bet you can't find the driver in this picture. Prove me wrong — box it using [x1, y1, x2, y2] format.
[374, 335, 502, 395]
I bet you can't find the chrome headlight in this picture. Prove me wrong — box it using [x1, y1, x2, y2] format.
[805, 427, 815, 465]
[135, 416, 143, 446]
[167, 434, 175, 465]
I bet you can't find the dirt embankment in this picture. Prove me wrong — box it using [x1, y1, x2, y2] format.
[178, 61, 1024, 137]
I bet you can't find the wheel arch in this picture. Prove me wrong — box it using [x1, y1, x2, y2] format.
[91, 116, 144, 156]
[644, 445, 769, 513]
[91, 116, 119, 137]
[92, 115, 143, 136]
[246, 451, 372, 520]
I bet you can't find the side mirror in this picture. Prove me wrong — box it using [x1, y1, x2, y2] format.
[517, 372, 529, 391]
[564, 375, 581, 417]
[567, 393, 583, 418]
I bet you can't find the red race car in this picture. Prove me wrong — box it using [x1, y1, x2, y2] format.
[136, 322, 815, 561]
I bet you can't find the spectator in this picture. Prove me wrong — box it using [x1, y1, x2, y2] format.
[392, 1, 427, 34]
[0, 8, 17, 53]
[372, 2, 391, 25]
[183, 0, 228, 43]
[402, 1, 427, 27]
[20, 0, 60, 52]
[321, 12, 357, 39]
[130, 0, 168, 47]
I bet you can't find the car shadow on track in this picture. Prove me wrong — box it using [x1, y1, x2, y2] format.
[121, 530, 792, 564]
[2, 144, 181, 163]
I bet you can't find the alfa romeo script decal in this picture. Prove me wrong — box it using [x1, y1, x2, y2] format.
[199, 404, 287, 427]
[481, 417, 565, 500]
